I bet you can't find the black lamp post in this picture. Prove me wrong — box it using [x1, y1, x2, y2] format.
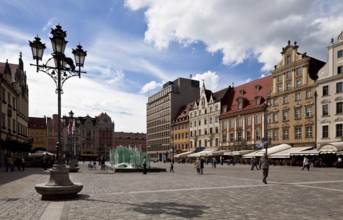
[29, 24, 86, 200]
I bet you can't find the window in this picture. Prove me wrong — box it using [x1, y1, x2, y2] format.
[277, 84, 282, 93]
[210, 128, 213, 134]
[198, 120, 201, 126]
[338, 50, 343, 58]
[246, 116, 251, 125]
[295, 92, 301, 101]
[222, 121, 227, 129]
[306, 126, 312, 138]
[337, 102, 343, 114]
[255, 114, 261, 124]
[204, 128, 207, 135]
[273, 130, 278, 141]
[277, 74, 282, 82]
[199, 129, 201, 135]
[273, 112, 279, 123]
[283, 111, 289, 121]
[256, 97, 261, 105]
[336, 124, 343, 137]
[267, 114, 271, 123]
[204, 118, 207, 125]
[230, 133, 234, 142]
[283, 128, 289, 139]
[238, 99, 243, 110]
[222, 133, 227, 142]
[295, 108, 301, 119]
[238, 118, 243, 127]
[295, 127, 301, 139]
[237, 131, 242, 141]
[287, 55, 291, 63]
[306, 90, 311, 99]
[323, 104, 329, 116]
[230, 119, 235, 128]
[273, 98, 279, 106]
[246, 131, 251, 141]
[305, 106, 312, 117]
[338, 66, 343, 74]
[210, 117, 213, 124]
[337, 82, 343, 93]
[286, 70, 291, 79]
[256, 129, 261, 141]
[296, 67, 302, 76]
[296, 79, 302, 88]
[286, 82, 292, 90]
[283, 96, 289, 104]
[323, 85, 329, 96]
[322, 125, 329, 138]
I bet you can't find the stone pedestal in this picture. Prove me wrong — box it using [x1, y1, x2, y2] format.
[35, 164, 83, 200]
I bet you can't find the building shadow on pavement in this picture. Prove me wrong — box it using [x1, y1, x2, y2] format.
[0, 168, 50, 185]
[80, 196, 208, 218]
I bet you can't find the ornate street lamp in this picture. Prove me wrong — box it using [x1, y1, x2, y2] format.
[263, 95, 271, 155]
[29, 24, 86, 200]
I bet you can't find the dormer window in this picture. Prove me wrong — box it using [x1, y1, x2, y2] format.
[238, 99, 243, 109]
[255, 97, 261, 105]
[239, 89, 245, 95]
[255, 85, 261, 91]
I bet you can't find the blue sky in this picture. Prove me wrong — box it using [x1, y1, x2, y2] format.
[0, 0, 343, 133]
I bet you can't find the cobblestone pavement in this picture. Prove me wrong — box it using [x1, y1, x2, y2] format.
[1, 162, 343, 220]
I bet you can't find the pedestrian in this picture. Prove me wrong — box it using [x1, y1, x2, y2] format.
[194, 158, 200, 174]
[170, 160, 174, 172]
[5, 154, 14, 172]
[42, 154, 48, 170]
[251, 157, 259, 170]
[200, 157, 205, 174]
[21, 157, 25, 171]
[302, 156, 310, 171]
[260, 154, 270, 184]
[142, 156, 147, 174]
[212, 157, 217, 168]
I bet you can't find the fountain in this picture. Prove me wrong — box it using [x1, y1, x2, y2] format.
[108, 146, 166, 173]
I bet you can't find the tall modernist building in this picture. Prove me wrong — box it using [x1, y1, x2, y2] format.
[316, 32, 343, 147]
[0, 54, 29, 145]
[146, 78, 200, 160]
[189, 82, 232, 151]
[269, 41, 325, 147]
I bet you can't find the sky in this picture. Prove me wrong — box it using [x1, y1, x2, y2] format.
[0, 0, 343, 133]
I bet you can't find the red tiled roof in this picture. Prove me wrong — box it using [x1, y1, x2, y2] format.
[28, 117, 46, 129]
[173, 102, 193, 122]
[221, 75, 273, 116]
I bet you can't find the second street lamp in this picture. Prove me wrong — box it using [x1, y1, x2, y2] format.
[29, 24, 87, 200]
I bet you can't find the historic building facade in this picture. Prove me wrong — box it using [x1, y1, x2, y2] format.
[220, 76, 272, 150]
[47, 112, 115, 160]
[113, 132, 146, 152]
[316, 32, 343, 147]
[28, 117, 47, 150]
[269, 41, 325, 147]
[170, 103, 192, 155]
[189, 82, 232, 151]
[0, 54, 29, 146]
[146, 78, 200, 160]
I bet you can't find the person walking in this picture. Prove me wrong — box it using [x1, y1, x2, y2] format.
[302, 156, 310, 171]
[251, 157, 259, 170]
[260, 154, 270, 184]
[194, 158, 200, 174]
[143, 156, 147, 174]
[200, 158, 205, 174]
[170, 160, 174, 172]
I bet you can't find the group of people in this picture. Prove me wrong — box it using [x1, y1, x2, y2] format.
[4, 154, 25, 172]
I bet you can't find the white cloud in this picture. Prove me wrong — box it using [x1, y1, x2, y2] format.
[192, 70, 219, 91]
[125, 0, 343, 71]
[140, 80, 164, 94]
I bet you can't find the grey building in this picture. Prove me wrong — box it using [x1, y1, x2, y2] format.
[146, 78, 200, 160]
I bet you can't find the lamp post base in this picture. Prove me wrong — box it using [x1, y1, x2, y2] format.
[35, 164, 83, 200]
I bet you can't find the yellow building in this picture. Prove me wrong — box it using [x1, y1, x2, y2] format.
[28, 117, 47, 150]
[171, 103, 193, 157]
[269, 41, 325, 147]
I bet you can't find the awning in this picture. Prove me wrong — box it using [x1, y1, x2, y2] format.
[291, 149, 319, 156]
[269, 146, 313, 159]
[174, 150, 194, 158]
[319, 142, 343, 154]
[188, 147, 219, 157]
[243, 144, 292, 158]
[223, 150, 254, 156]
